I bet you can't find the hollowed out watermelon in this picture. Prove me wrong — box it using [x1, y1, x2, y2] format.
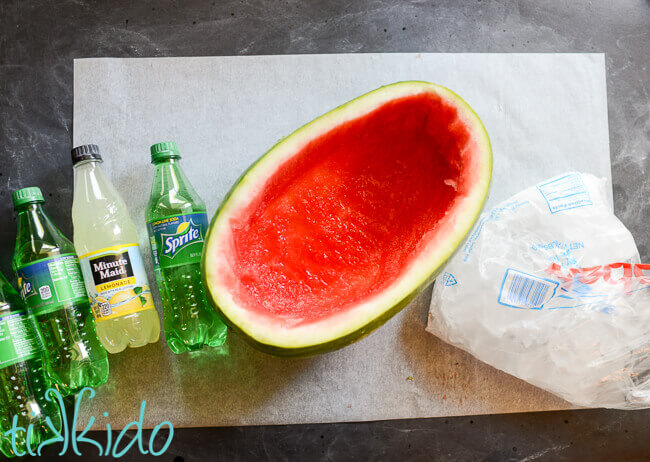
[202, 81, 492, 356]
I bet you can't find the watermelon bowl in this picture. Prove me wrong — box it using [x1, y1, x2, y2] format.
[202, 81, 492, 357]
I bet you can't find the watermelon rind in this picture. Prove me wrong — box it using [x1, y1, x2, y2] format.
[202, 81, 492, 357]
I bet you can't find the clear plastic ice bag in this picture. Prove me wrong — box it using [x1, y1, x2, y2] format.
[427, 172, 650, 409]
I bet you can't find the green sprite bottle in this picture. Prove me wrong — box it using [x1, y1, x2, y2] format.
[0, 271, 62, 457]
[145, 142, 227, 354]
[11, 187, 109, 396]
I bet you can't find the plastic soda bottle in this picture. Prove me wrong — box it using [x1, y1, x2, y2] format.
[0, 271, 62, 457]
[71, 144, 161, 354]
[146, 142, 227, 354]
[12, 187, 109, 396]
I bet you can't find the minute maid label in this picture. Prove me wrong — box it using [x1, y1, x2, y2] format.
[79, 244, 156, 322]
[147, 213, 208, 270]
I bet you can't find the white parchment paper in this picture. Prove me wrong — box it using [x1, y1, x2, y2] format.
[73, 53, 610, 428]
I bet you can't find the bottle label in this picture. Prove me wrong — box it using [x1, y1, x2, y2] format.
[0, 310, 40, 368]
[79, 244, 156, 322]
[16, 254, 87, 316]
[147, 213, 208, 270]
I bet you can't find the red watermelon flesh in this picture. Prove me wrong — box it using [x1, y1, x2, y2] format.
[231, 93, 475, 323]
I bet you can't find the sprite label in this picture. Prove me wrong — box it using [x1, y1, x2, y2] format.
[147, 213, 208, 270]
[16, 254, 87, 316]
[0, 310, 40, 368]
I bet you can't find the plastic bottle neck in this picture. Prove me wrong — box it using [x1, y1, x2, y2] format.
[14, 203, 48, 254]
[13, 200, 73, 266]
[73, 158, 101, 184]
[15, 202, 48, 236]
[73, 158, 102, 169]
[153, 158, 185, 192]
[153, 158, 179, 166]
[73, 158, 117, 205]
[153, 158, 180, 169]
[15, 202, 44, 216]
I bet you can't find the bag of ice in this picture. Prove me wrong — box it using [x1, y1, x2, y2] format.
[428, 172, 650, 409]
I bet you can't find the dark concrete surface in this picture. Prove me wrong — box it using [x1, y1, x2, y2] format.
[1, 0, 649, 460]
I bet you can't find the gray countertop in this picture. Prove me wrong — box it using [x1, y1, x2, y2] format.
[1, 1, 649, 460]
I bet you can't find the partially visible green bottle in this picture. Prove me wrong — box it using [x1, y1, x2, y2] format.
[11, 187, 108, 396]
[145, 142, 227, 354]
[0, 271, 62, 457]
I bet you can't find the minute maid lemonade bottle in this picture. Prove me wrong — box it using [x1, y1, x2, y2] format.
[12, 187, 108, 396]
[146, 142, 227, 353]
[71, 145, 160, 354]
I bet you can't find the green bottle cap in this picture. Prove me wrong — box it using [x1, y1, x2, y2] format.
[150, 141, 181, 163]
[12, 187, 45, 209]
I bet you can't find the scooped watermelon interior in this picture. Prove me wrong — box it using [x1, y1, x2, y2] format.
[203, 81, 492, 356]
